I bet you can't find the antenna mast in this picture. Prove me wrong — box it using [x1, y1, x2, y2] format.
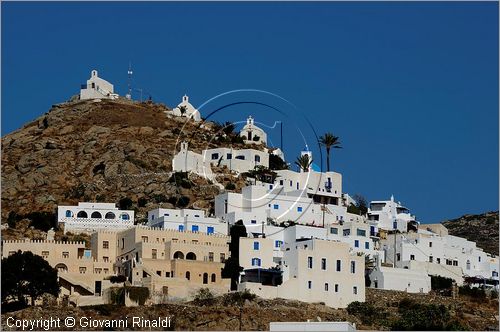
[126, 61, 133, 100]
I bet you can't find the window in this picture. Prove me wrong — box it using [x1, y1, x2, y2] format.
[307, 256, 313, 269]
[446, 259, 452, 266]
[211, 273, 216, 282]
[91, 211, 102, 218]
[410, 254, 415, 260]
[77, 211, 88, 218]
[269, 185, 273, 190]
[479, 256, 482, 262]
[120, 213, 130, 220]
[42, 251, 49, 258]
[354, 240, 359, 248]
[104, 268, 109, 274]
[336, 260, 341, 271]
[192, 225, 199, 232]
[351, 261, 356, 273]
[251, 258, 261, 266]
[353, 286, 358, 295]
[62, 252, 69, 259]
[453, 260, 458, 266]
[393, 221, 397, 229]
[273, 204, 279, 210]
[251, 219, 257, 224]
[466, 260, 470, 270]
[227, 153, 232, 159]
[156, 271, 161, 276]
[142, 236, 148, 243]
[79, 267, 86, 274]
[152, 249, 157, 259]
[178, 225, 184, 232]
[365, 242, 369, 249]
[429, 256, 433, 263]
[321, 258, 327, 270]
[429, 242, 433, 248]
[343, 229, 350, 236]
[307, 281, 312, 289]
[324, 283, 329, 291]
[356, 229, 366, 237]
[279, 180, 284, 185]
[255, 155, 261, 163]
[211, 153, 219, 160]
[65, 210, 73, 217]
[437, 258, 441, 264]
[203, 273, 208, 284]
[289, 180, 293, 187]
[330, 227, 338, 235]
[397, 253, 401, 261]
[335, 284, 339, 292]
[493, 271, 499, 277]
[253, 242, 260, 250]
[297, 206, 303, 212]
[208, 252, 214, 262]
[105, 212, 115, 219]
[220, 253, 226, 263]
[297, 182, 299, 190]
[103, 256, 109, 262]
[186, 271, 191, 280]
[103, 241, 109, 249]
[235, 155, 245, 160]
[275, 240, 283, 248]
[207, 226, 214, 235]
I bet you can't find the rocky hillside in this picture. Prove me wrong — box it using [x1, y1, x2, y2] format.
[1, 98, 252, 236]
[2, 289, 498, 331]
[442, 211, 499, 256]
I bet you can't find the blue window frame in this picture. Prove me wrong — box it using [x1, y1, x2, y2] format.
[251, 219, 257, 224]
[275, 240, 282, 248]
[178, 225, 184, 232]
[330, 227, 338, 235]
[269, 185, 273, 190]
[192, 225, 199, 232]
[354, 240, 359, 248]
[253, 241, 260, 250]
[297, 206, 303, 212]
[251, 258, 261, 266]
[227, 153, 232, 159]
[65, 210, 72, 217]
[207, 226, 214, 235]
[273, 204, 279, 210]
[365, 242, 369, 249]
[393, 221, 397, 229]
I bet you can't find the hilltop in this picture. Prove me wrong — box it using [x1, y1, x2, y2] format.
[1, 97, 251, 236]
[442, 211, 499, 256]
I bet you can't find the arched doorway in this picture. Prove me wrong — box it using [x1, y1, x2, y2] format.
[186, 271, 191, 280]
[77, 211, 88, 218]
[211, 273, 216, 283]
[186, 252, 196, 260]
[91, 211, 102, 218]
[203, 273, 208, 284]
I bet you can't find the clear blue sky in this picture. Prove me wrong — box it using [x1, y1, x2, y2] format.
[2, 2, 498, 223]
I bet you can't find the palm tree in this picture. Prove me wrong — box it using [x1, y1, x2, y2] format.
[295, 154, 312, 172]
[318, 133, 342, 172]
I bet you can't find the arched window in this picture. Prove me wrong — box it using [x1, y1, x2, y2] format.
[77, 211, 88, 218]
[255, 155, 261, 163]
[65, 210, 73, 218]
[186, 252, 196, 260]
[91, 211, 102, 218]
[173, 251, 184, 259]
[203, 273, 208, 284]
[466, 260, 471, 270]
[120, 213, 130, 221]
[105, 212, 116, 219]
[186, 271, 191, 280]
[55, 263, 68, 272]
[211, 273, 216, 283]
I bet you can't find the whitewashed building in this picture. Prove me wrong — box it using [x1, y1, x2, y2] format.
[381, 227, 499, 287]
[58, 202, 134, 234]
[203, 147, 269, 174]
[367, 196, 419, 232]
[238, 238, 365, 308]
[369, 265, 431, 293]
[147, 208, 228, 235]
[170, 95, 201, 121]
[240, 116, 267, 145]
[80, 70, 118, 100]
[172, 142, 214, 180]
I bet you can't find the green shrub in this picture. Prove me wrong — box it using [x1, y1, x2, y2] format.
[347, 301, 377, 324]
[225, 183, 236, 190]
[177, 196, 190, 208]
[459, 285, 486, 299]
[109, 275, 126, 283]
[138, 197, 148, 207]
[431, 275, 454, 290]
[193, 288, 215, 306]
[222, 289, 256, 306]
[118, 197, 133, 210]
[391, 299, 463, 330]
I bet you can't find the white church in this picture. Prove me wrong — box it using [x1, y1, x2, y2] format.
[80, 70, 118, 100]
